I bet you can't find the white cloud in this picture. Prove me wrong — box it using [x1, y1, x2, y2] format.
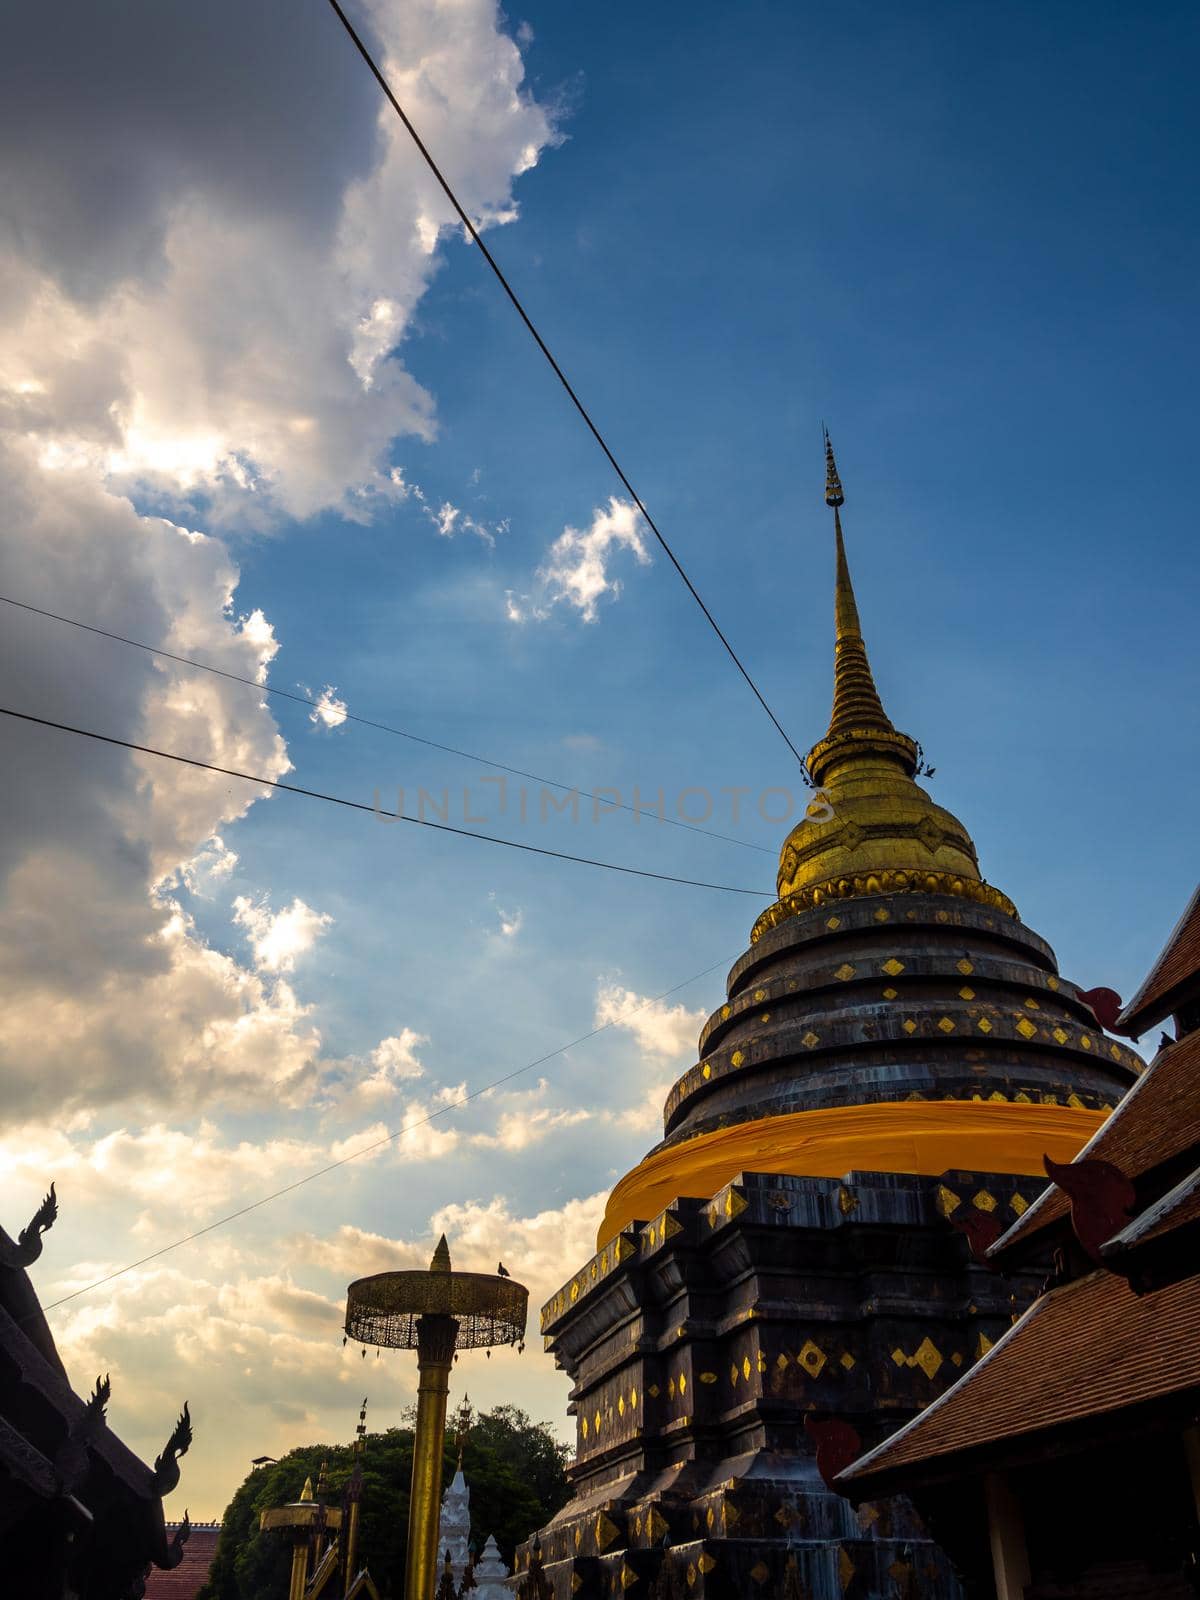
[298, 1189, 607, 1317]
[511, 497, 650, 623]
[0, 0, 571, 1518]
[487, 894, 523, 940]
[357, 1028, 429, 1100]
[0, 2, 556, 525]
[593, 982, 705, 1060]
[307, 685, 349, 729]
[471, 1106, 590, 1151]
[425, 494, 503, 545]
[233, 895, 333, 973]
[0, 0, 553, 1126]
[42, 1256, 365, 1520]
[179, 834, 239, 895]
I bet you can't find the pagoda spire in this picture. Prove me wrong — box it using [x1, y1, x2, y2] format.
[805, 432, 918, 789]
[822, 429, 896, 743]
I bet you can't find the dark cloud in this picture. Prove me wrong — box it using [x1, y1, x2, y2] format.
[0, 0, 384, 298]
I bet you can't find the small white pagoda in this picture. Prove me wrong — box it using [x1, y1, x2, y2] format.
[472, 1532, 510, 1599]
[436, 1460, 472, 1585]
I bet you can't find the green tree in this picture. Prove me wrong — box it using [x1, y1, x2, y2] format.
[198, 1408, 568, 1600]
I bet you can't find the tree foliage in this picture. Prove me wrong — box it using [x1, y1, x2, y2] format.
[198, 1407, 570, 1600]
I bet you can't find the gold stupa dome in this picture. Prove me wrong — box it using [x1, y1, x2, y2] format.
[589, 434, 1140, 1249]
[752, 432, 1014, 943]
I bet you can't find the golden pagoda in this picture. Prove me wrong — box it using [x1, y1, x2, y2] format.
[517, 439, 1143, 1600]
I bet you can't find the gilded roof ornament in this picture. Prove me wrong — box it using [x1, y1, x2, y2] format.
[756, 433, 1013, 933]
[823, 425, 845, 508]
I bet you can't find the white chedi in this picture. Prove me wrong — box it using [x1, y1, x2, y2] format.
[436, 1464, 472, 1584]
[472, 1532, 510, 1599]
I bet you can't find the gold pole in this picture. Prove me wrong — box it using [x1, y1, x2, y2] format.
[403, 1313, 458, 1600]
[288, 1531, 309, 1600]
[345, 1492, 362, 1582]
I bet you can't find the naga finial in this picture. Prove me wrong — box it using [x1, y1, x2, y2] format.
[11, 1182, 58, 1267]
[153, 1401, 193, 1496]
[88, 1373, 112, 1423]
[162, 1513, 192, 1570]
[54, 1374, 111, 1493]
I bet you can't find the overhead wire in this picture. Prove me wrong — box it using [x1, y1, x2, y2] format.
[38, 955, 732, 1312]
[0, 593, 772, 857]
[322, 0, 808, 773]
[0, 706, 771, 897]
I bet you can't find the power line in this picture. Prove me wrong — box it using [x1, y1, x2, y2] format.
[0, 592, 772, 857]
[39, 956, 731, 1311]
[0, 706, 770, 897]
[322, 0, 808, 773]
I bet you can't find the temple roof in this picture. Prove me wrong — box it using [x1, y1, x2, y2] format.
[991, 1024, 1200, 1258]
[1116, 882, 1200, 1037]
[837, 1263, 1200, 1497]
[1102, 1160, 1200, 1256]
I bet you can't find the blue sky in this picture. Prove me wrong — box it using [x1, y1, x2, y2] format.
[1, 0, 1196, 1516]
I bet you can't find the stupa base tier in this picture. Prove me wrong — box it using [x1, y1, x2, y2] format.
[515, 1462, 965, 1595]
[523, 1533, 961, 1600]
[519, 1167, 1049, 1597]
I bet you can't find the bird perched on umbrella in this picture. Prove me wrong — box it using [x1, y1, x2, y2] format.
[497, 1261, 510, 1278]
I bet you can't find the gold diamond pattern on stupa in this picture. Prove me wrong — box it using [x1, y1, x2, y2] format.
[938, 1016, 955, 1033]
[1011, 1193, 1029, 1214]
[959, 985, 975, 1000]
[977, 1017, 993, 1033]
[882, 986, 897, 999]
[840, 1350, 855, 1370]
[1053, 1027, 1068, 1044]
[797, 1339, 827, 1377]
[957, 957, 974, 975]
[750, 1562, 770, 1585]
[911, 1337, 944, 1379]
[1016, 1017, 1037, 1039]
[803, 1031, 820, 1048]
[903, 1018, 917, 1033]
[973, 1190, 997, 1212]
[936, 1184, 961, 1216]
[882, 957, 905, 976]
[835, 962, 856, 981]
